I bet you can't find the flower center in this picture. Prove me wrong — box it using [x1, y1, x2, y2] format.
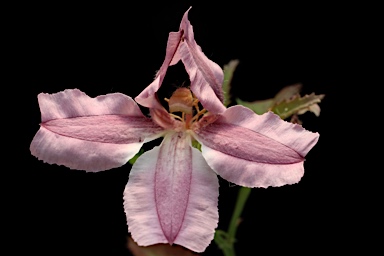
[164, 88, 207, 129]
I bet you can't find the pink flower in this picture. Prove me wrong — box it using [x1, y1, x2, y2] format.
[30, 8, 319, 253]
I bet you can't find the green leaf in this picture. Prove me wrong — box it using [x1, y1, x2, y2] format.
[222, 59, 239, 107]
[235, 83, 303, 114]
[236, 98, 274, 114]
[271, 93, 325, 119]
[235, 83, 325, 120]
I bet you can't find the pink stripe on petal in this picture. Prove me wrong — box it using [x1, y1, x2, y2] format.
[30, 127, 145, 172]
[216, 106, 320, 156]
[193, 105, 319, 188]
[195, 122, 303, 164]
[38, 89, 145, 122]
[42, 115, 164, 144]
[173, 144, 219, 252]
[200, 145, 305, 188]
[124, 132, 219, 253]
[154, 133, 193, 244]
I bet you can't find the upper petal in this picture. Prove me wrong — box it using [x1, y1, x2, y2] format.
[178, 8, 226, 114]
[30, 89, 165, 171]
[135, 7, 226, 115]
[135, 30, 183, 110]
[124, 131, 219, 253]
[193, 105, 319, 188]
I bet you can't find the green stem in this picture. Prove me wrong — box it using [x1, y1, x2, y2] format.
[215, 186, 252, 256]
[227, 187, 252, 240]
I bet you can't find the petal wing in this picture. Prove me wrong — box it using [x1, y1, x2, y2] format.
[37, 88, 146, 122]
[124, 132, 219, 253]
[135, 8, 226, 115]
[194, 106, 319, 188]
[135, 31, 183, 110]
[30, 89, 164, 171]
[179, 8, 226, 114]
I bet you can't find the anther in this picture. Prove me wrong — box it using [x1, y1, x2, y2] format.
[167, 88, 194, 114]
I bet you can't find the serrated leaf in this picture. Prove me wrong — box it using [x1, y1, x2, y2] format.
[235, 83, 302, 114]
[236, 98, 274, 114]
[273, 83, 302, 103]
[235, 82, 325, 120]
[222, 59, 239, 107]
[272, 93, 325, 119]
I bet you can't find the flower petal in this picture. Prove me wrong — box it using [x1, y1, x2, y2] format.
[149, 108, 182, 130]
[193, 105, 319, 188]
[135, 7, 226, 115]
[30, 89, 165, 171]
[135, 31, 183, 110]
[37, 89, 146, 122]
[124, 132, 219, 253]
[178, 8, 226, 114]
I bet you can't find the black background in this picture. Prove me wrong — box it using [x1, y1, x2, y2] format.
[14, 1, 358, 255]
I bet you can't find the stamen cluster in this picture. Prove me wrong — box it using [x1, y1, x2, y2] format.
[165, 88, 207, 129]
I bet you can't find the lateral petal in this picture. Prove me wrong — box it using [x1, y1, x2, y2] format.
[124, 132, 219, 253]
[30, 89, 165, 171]
[37, 89, 145, 122]
[193, 105, 319, 188]
[179, 8, 226, 114]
